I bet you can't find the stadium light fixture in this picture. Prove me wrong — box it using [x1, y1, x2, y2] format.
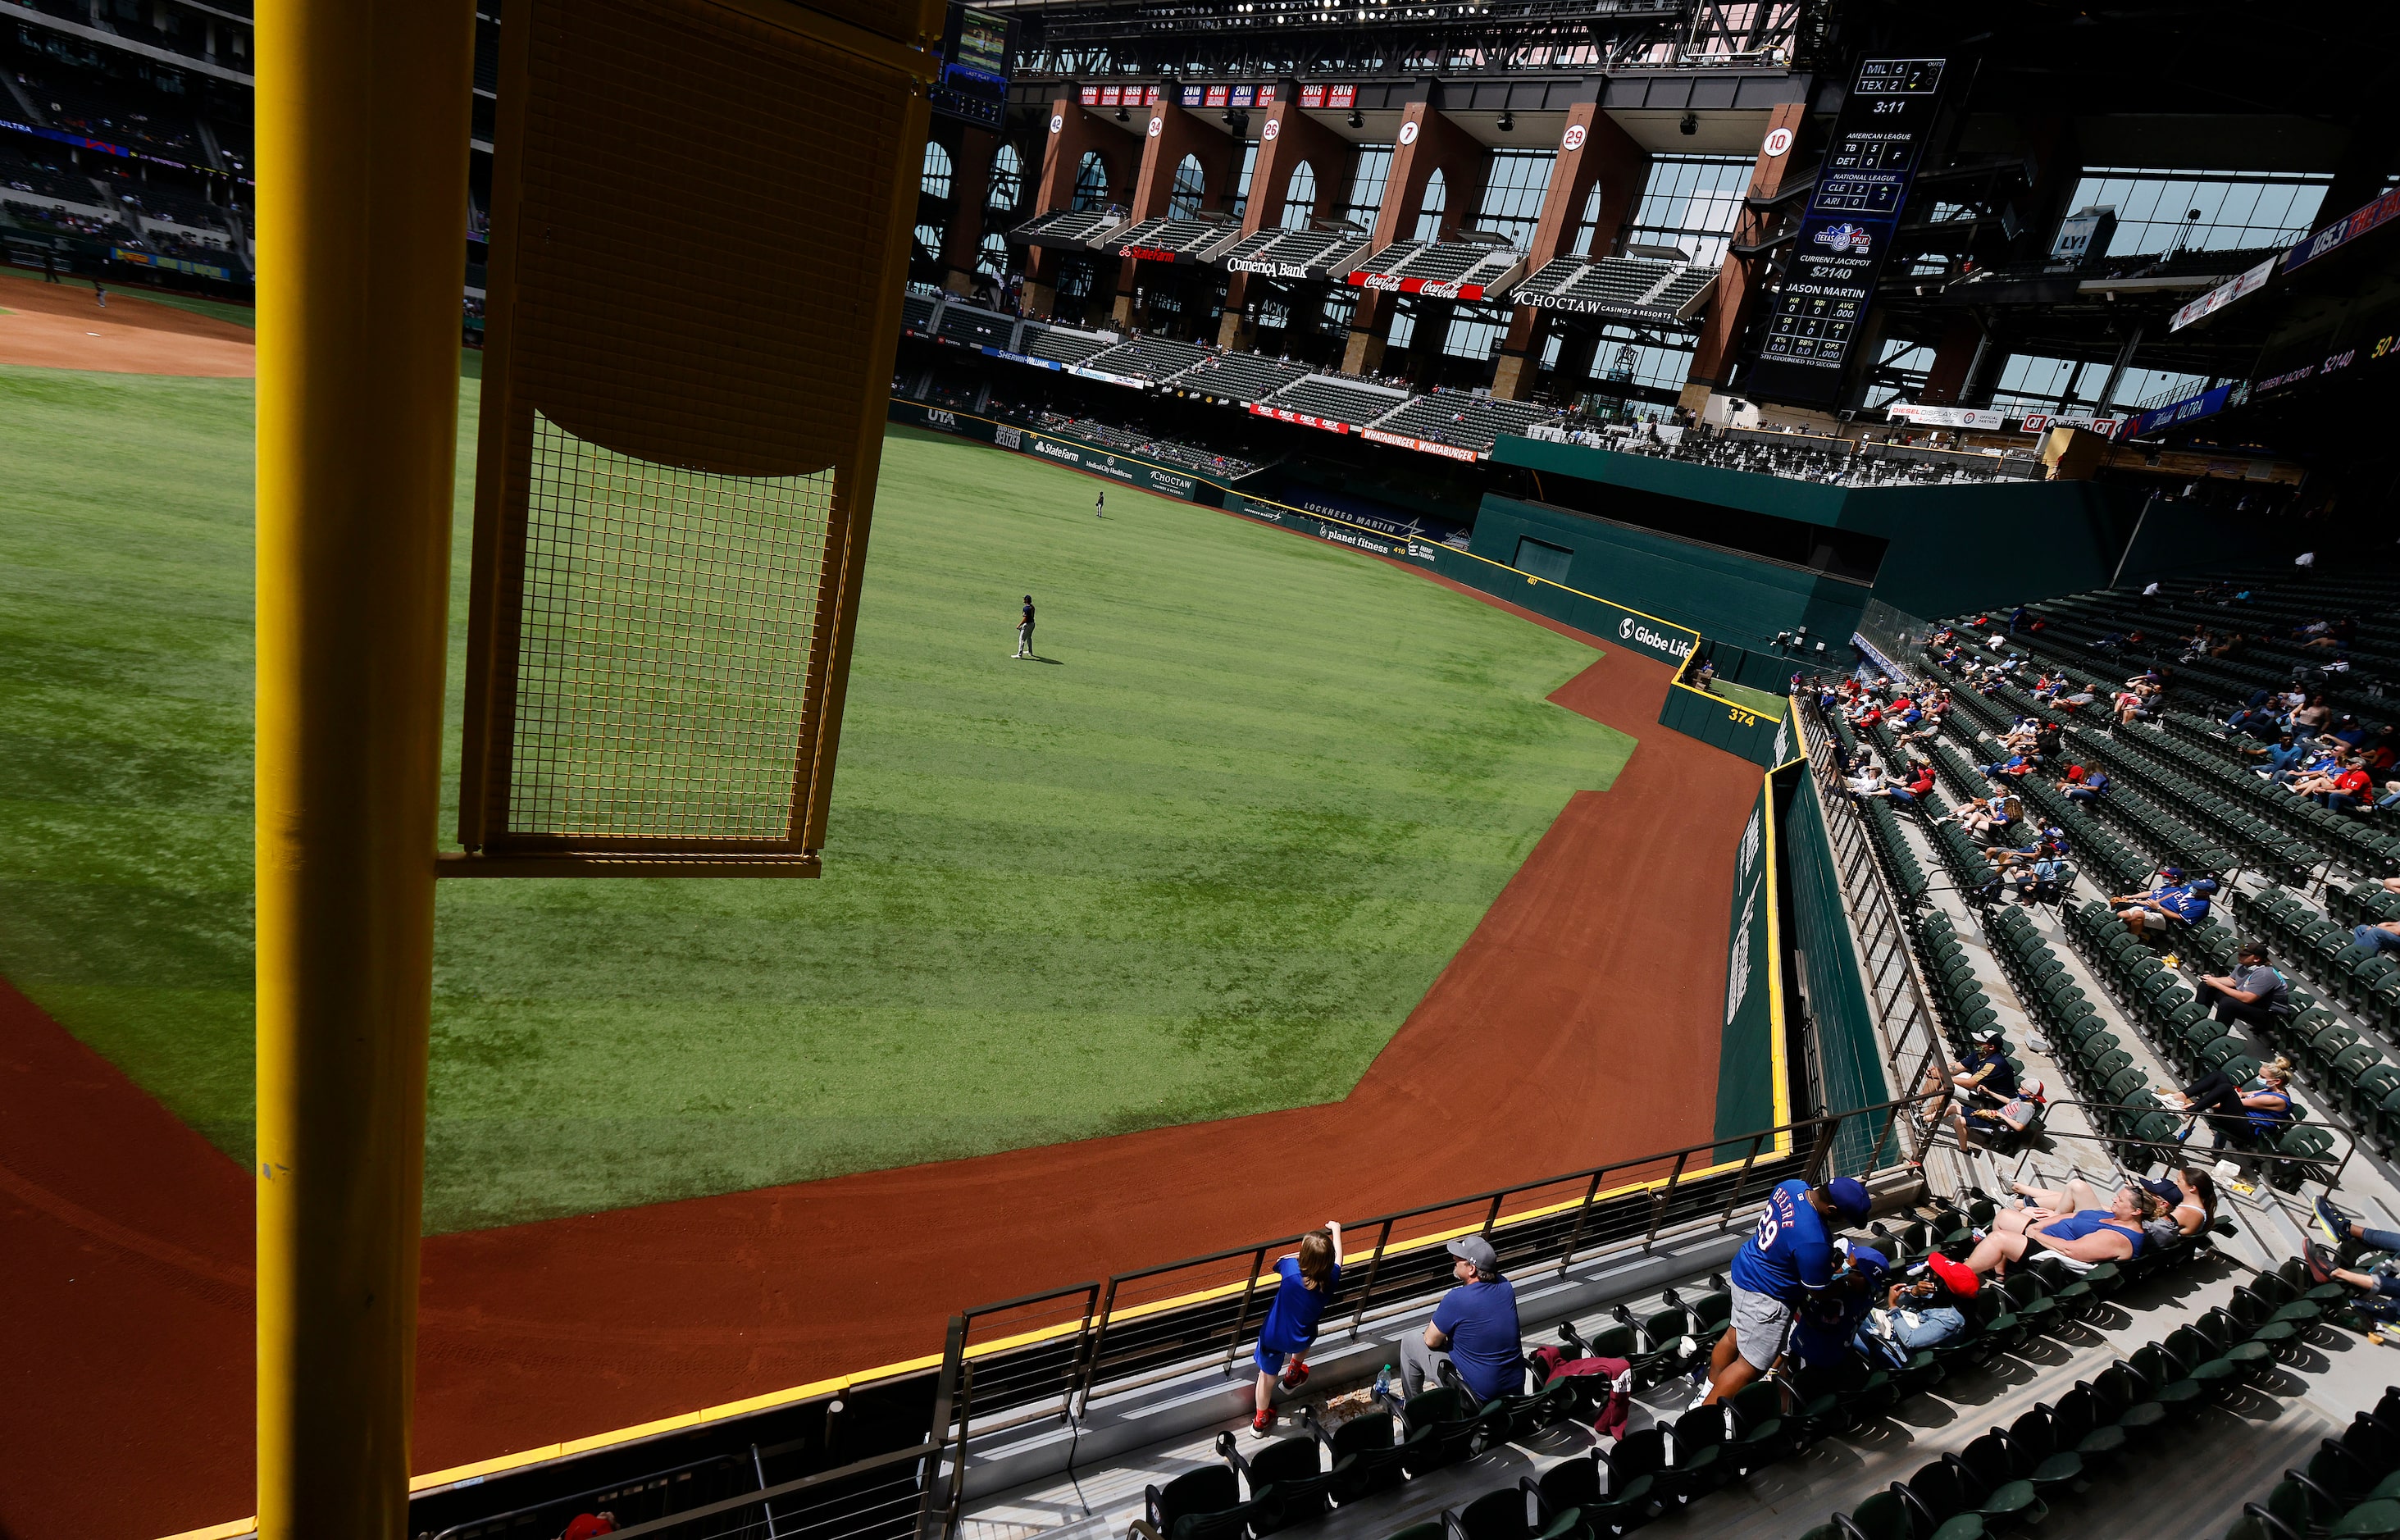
[1497, 111, 1513, 132]
[1679, 112, 1698, 136]
[1348, 109, 1363, 128]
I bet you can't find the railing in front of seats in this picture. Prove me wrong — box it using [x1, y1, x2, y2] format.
[1799, 695, 1956, 1168]
[928, 1096, 1951, 1534]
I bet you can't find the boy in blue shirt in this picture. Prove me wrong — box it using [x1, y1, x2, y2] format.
[1250, 1221, 1341, 1436]
[1706, 1177, 1872, 1405]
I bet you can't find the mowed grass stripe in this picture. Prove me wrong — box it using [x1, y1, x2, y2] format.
[0, 375, 1633, 1232]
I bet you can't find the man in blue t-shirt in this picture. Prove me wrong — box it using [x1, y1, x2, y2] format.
[1706, 1176, 1873, 1405]
[1396, 1234, 1523, 1404]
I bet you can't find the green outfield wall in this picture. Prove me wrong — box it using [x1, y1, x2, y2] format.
[1482, 435, 2148, 658]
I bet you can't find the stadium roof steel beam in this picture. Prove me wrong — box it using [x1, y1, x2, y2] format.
[981, 0, 1805, 79]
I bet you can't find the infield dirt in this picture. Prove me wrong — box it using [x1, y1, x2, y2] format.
[0, 268, 253, 376]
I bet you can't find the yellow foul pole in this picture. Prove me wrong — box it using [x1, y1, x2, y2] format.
[255, 2, 474, 1534]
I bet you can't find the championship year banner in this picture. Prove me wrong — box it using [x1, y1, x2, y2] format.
[1743, 57, 1947, 408]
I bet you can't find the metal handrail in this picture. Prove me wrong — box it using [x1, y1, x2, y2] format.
[424, 1437, 804, 1540]
[1984, 1094, 2357, 1179]
[1801, 696, 1956, 1162]
[594, 1438, 942, 1540]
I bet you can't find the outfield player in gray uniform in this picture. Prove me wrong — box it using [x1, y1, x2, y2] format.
[1015, 595, 1036, 659]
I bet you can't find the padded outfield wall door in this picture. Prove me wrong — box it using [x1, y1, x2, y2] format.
[451, 0, 941, 876]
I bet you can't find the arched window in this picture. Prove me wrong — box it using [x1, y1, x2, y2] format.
[977, 230, 1009, 277]
[1413, 169, 1446, 243]
[1168, 154, 1206, 220]
[1280, 161, 1317, 231]
[1573, 180, 1606, 257]
[1072, 151, 1109, 212]
[913, 223, 943, 266]
[921, 141, 954, 200]
[988, 143, 1024, 212]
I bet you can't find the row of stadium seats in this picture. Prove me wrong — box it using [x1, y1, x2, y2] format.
[2226, 1386, 2400, 1539]
[1810, 1273, 2338, 1540]
[899, 288, 1573, 453]
[1371, 390, 1565, 451]
[1168, 1188, 2245, 1540]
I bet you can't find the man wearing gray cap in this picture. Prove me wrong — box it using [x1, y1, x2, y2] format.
[1396, 1234, 1524, 1404]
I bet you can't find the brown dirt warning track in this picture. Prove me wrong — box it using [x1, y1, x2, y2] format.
[0, 524, 1763, 1540]
[0, 269, 254, 375]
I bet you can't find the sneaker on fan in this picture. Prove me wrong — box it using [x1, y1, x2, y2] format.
[2316, 1195, 2352, 1247]
[1250, 1408, 1274, 1438]
[2307, 1242, 2339, 1288]
[1279, 1359, 1310, 1392]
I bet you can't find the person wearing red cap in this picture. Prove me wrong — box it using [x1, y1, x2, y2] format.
[560, 1514, 617, 1540]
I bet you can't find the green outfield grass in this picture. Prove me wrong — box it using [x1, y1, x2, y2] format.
[1710, 679, 1787, 719]
[0, 370, 1633, 1232]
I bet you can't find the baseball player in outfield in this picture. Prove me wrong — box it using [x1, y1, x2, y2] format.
[1014, 595, 1036, 658]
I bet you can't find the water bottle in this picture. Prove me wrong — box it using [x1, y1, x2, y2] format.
[1374, 1365, 1392, 1401]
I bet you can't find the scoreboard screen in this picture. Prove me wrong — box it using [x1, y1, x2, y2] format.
[1742, 57, 1947, 409]
[931, 4, 1015, 131]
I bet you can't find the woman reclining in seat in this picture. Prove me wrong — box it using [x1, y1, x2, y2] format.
[2006, 1167, 2215, 1242]
[1947, 794, 2024, 845]
[1961, 1176, 2167, 1278]
[2143, 1166, 2219, 1237]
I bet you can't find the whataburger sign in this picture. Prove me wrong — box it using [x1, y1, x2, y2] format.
[1362, 426, 1481, 462]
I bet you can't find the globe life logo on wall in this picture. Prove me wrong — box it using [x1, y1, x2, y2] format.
[1561, 123, 1586, 152]
[1619, 617, 1694, 659]
[1762, 125, 1793, 158]
[1397, 120, 1419, 146]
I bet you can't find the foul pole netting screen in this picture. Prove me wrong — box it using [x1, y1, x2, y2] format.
[453, 0, 939, 876]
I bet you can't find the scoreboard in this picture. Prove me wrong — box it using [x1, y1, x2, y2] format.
[930, 3, 1015, 131]
[1743, 57, 1947, 408]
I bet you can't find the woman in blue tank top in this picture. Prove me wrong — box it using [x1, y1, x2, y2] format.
[1961, 1177, 2166, 1278]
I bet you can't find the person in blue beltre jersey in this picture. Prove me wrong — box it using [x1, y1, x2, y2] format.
[1249, 1220, 1341, 1437]
[1704, 1176, 1873, 1406]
